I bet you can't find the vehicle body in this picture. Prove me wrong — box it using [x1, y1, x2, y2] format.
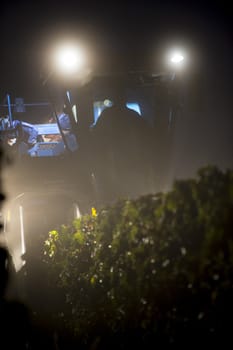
[1, 71, 182, 269]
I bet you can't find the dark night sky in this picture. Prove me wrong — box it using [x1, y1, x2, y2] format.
[0, 0, 232, 179]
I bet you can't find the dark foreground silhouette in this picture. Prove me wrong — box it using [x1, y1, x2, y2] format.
[0, 245, 32, 349]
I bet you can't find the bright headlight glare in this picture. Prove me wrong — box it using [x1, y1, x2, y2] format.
[54, 44, 86, 74]
[170, 52, 184, 63]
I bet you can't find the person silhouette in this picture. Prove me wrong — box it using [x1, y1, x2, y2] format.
[91, 83, 154, 204]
